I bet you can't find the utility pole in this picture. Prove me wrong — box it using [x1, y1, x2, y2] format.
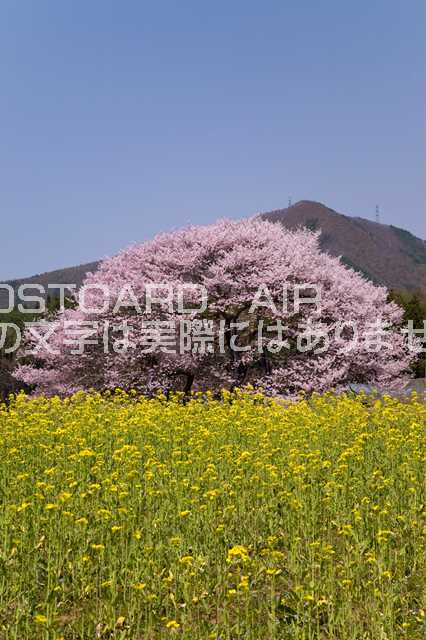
[375, 205, 380, 224]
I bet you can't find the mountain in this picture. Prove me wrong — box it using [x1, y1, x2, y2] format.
[1, 200, 425, 309]
[0, 261, 99, 309]
[262, 201, 426, 292]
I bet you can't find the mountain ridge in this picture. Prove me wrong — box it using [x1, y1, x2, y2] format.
[262, 201, 426, 291]
[1, 201, 425, 308]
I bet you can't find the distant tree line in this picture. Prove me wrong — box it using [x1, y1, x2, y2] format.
[0, 308, 31, 401]
[0, 295, 74, 401]
[388, 289, 426, 378]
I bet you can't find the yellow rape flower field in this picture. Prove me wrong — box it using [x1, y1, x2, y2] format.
[0, 391, 425, 639]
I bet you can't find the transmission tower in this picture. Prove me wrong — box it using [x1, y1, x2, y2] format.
[375, 205, 381, 224]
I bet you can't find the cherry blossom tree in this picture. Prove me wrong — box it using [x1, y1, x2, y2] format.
[15, 218, 416, 397]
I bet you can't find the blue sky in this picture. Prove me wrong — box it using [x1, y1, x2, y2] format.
[0, 0, 425, 279]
